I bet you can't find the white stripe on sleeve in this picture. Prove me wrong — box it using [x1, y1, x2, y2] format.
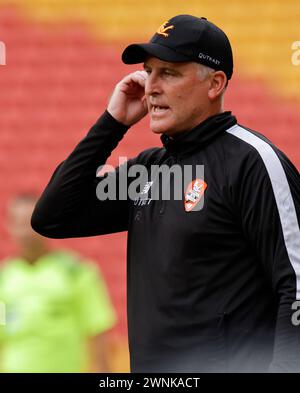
[226, 124, 300, 299]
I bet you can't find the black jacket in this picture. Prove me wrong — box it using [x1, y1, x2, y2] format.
[31, 110, 300, 372]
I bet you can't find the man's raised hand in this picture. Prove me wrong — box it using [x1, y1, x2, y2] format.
[107, 71, 148, 126]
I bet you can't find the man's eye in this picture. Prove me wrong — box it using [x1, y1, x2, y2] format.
[163, 69, 176, 76]
[144, 69, 151, 75]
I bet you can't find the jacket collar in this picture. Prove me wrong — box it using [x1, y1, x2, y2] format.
[160, 111, 237, 157]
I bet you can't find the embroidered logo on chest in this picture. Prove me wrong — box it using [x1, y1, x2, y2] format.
[184, 179, 207, 212]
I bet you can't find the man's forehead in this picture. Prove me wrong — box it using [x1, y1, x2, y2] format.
[143, 56, 195, 69]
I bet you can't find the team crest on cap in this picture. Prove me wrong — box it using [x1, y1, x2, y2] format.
[184, 179, 207, 212]
[157, 20, 174, 37]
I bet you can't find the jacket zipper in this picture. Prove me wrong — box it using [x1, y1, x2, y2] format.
[159, 153, 178, 216]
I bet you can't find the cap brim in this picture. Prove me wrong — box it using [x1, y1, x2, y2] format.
[122, 43, 191, 64]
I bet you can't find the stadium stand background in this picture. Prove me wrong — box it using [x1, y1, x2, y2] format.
[0, 0, 299, 371]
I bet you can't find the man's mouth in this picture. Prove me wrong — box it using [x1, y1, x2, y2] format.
[151, 105, 170, 114]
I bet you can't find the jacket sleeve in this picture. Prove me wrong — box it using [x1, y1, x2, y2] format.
[232, 143, 300, 372]
[31, 110, 134, 238]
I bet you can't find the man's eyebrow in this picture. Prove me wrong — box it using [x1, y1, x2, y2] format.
[143, 63, 177, 70]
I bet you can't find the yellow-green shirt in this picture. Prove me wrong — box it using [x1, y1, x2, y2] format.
[0, 250, 116, 372]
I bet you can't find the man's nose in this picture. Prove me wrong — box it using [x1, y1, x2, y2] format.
[145, 73, 162, 96]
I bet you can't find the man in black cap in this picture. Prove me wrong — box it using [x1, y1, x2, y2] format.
[31, 15, 300, 373]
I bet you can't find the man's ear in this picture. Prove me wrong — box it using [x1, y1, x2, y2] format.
[208, 71, 227, 100]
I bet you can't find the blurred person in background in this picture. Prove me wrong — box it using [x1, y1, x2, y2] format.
[0, 193, 116, 373]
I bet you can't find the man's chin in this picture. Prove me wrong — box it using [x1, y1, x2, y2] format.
[149, 119, 173, 135]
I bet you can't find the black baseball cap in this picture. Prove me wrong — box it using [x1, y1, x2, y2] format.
[122, 14, 233, 80]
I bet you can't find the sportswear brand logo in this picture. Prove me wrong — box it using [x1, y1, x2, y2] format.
[184, 179, 207, 212]
[141, 181, 153, 195]
[134, 181, 153, 207]
[198, 52, 220, 66]
[157, 21, 174, 37]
